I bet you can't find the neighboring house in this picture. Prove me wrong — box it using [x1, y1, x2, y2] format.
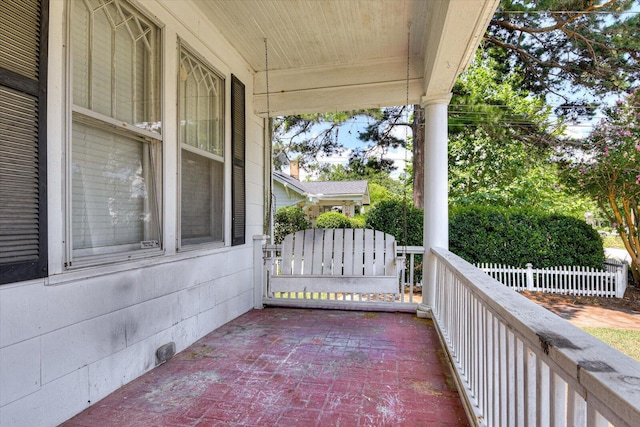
[273, 171, 370, 224]
[0, 1, 498, 425]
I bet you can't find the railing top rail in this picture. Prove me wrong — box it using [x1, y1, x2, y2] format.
[397, 245, 425, 253]
[264, 243, 426, 254]
[431, 247, 640, 424]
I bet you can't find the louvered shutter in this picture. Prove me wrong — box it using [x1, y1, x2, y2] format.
[231, 75, 245, 246]
[0, 0, 48, 284]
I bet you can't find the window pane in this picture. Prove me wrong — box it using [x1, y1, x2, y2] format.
[181, 150, 223, 245]
[179, 50, 223, 156]
[72, 0, 160, 132]
[72, 121, 160, 255]
[179, 46, 224, 247]
[70, 0, 162, 261]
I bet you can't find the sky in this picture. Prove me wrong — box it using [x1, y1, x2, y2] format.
[278, 111, 413, 182]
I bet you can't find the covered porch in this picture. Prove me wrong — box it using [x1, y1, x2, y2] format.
[62, 308, 466, 426]
[63, 0, 640, 423]
[62, 247, 640, 426]
[5, 1, 640, 425]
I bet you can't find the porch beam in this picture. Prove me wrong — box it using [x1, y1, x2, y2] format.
[419, 93, 451, 316]
[422, 0, 499, 99]
[253, 58, 424, 116]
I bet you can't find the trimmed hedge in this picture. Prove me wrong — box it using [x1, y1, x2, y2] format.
[364, 201, 605, 268]
[364, 199, 423, 246]
[274, 206, 310, 243]
[349, 215, 366, 229]
[449, 206, 605, 269]
[316, 212, 351, 229]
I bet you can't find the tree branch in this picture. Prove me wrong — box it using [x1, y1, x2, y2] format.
[490, 0, 617, 35]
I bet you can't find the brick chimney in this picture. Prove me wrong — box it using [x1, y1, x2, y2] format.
[290, 158, 300, 180]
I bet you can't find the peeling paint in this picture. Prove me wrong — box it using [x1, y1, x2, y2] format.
[537, 331, 580, 355]
[578, 360, 615, 373]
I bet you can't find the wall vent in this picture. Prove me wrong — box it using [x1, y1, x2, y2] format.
[156, 342, 176, 365]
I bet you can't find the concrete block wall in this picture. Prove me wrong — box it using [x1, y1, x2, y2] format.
[0, 246, 255, 426]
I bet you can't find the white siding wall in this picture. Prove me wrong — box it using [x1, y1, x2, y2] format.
[273, 181, 306, 211]
[0, 1, 264, 425]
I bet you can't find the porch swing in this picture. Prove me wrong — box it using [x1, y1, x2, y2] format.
[262, 27, 413, 307]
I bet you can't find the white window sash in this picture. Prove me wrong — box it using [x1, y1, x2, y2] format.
[178, 43, 225, 249]
[67, 0, 162, 266]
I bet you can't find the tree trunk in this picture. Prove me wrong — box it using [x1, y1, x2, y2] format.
[411, 104, 425, 208]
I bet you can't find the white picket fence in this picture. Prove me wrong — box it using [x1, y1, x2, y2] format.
[476, 260, 628, 298]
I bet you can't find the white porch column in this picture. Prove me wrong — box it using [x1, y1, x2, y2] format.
[417, 94, 451, 318]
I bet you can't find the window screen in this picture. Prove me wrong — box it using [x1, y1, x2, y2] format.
[0, 0, 48, 284]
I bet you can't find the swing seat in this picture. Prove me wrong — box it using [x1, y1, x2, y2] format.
[269, 228, 399, 294]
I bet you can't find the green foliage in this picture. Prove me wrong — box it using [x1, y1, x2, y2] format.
[274, 206, 310, 243]
[448, 50, 598, 218]
[561, 90, 640, 282]
[487, 1, 640, 98]
[368, 182, 399, 206]
[449, 206, 605, 269]
[271, 110, 382, 171]
[365, 200, 423, 246]
[316, 212, 351, 229]
[349, 215, 366, 229]
[450, 49, 555, 145]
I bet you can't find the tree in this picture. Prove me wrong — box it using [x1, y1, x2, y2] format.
[448, 50, 597, 218]
[562, 90, 640, 283]
[485, 0, 640, 107]
[448, 50, 551, 193]
[271, 110, 381, 172]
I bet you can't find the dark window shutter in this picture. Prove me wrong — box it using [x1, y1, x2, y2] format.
[0, 0, 48, 284]
[231, 75, 245, 246]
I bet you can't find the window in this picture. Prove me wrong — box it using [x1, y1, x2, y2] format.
[0, 0, 48, 284]
[69, 0, 161, 264]
[231, 75, 245, 246]
[178, 45, 224, 247]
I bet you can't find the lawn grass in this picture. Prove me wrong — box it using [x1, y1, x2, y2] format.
[582, 327, 640, 362]
[602, 234, 626, 249]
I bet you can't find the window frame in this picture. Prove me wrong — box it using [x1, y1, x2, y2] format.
[176, 41, 226, 250]
[0, 0, 49, 285]
[65, 0, 163, 268]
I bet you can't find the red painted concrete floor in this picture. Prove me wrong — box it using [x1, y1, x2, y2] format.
[61, 308, 469, 426]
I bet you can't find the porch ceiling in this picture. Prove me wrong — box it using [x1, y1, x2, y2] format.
[193, 0, 499, 116]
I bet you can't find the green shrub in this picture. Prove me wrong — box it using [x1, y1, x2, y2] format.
[316, 211, 351, 229]
[274, 206, 310, 243]
[349, 215, 366, 229]
[449, 205, 605, 268]
[365, 199, 424, 283]
[365, 199, 423, 246]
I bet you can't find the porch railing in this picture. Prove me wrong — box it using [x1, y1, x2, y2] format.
[432, 247, 640, 427]
[476, 261, 627, 298]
